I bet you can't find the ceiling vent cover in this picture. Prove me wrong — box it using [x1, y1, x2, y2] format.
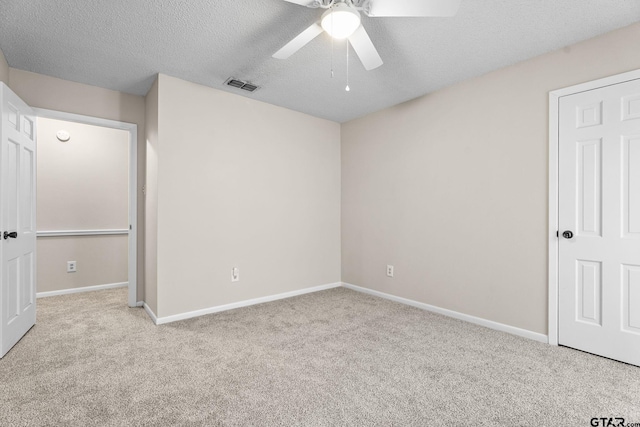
[225, 78, 259, 92]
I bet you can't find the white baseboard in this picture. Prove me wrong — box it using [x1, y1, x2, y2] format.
[151, 282, 342, 325]
[143, 303, 158, 324]
[36, 282, 128, 298]
[341, 282, 548, 344]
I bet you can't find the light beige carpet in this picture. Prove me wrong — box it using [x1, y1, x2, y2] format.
[0, 287, 639, 426]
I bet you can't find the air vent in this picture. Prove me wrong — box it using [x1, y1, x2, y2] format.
[242, 83, 258, 92]
[225, 78, 259, 92]
[227, 79, 244, 88]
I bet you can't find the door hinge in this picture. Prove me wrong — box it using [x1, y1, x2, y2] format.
[556, 230, 559, 238]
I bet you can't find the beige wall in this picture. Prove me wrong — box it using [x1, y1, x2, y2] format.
[37, 118, 129, 230]
[9, 68, 146, 301]
[153, 74, 341, 318]
[36, 118, 129, 293]
[0, 46, 8, 85]
[341, 22, 640, 335]
[144, 78, 159, 314]
[37, 236, 128, 293]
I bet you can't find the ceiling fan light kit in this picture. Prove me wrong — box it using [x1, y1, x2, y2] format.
[321, 4, 361, 39]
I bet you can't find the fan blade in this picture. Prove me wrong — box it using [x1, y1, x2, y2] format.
[273, 23, 324, 59]
[283, 0, 320, 7]
[348, 25, 383, 71]
[367, 0, 461, 17]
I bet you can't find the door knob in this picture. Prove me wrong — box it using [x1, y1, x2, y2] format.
[562, 230, 573, 239]
[3, 231, 17, 240]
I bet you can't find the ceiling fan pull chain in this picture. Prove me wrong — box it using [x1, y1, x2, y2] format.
[345, 41, 350, 92]
[331, 13, 334, 78]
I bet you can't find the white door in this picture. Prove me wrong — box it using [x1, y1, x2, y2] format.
[0, 83, 37, 358]
[558, 78, 640, 366]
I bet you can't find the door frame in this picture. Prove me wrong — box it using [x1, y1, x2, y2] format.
[548, 68, 640, 346]
[32, 108, 138, 308]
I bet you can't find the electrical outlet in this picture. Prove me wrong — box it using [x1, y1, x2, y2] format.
[67, 261, 77, 273]
[231, 267, 239, 282]
[386, 265, 394, 277]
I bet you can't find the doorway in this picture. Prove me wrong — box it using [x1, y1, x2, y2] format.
[34, 109, 138, 308]
[549, 70, 640, 366]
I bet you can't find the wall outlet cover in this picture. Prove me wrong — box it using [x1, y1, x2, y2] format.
[67, 261, 77, 273]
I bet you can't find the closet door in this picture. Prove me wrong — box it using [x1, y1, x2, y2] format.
[558, 78, 640, 366]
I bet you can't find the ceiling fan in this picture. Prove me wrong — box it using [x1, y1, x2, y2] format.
[273, 0, 462, 71]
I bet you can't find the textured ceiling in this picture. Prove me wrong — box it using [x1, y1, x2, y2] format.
[0, 0, 639, 122]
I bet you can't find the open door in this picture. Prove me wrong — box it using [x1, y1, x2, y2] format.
[0, 82, 37, 358]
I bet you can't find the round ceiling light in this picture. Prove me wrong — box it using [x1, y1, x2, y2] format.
[321, 4, 361, 39]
